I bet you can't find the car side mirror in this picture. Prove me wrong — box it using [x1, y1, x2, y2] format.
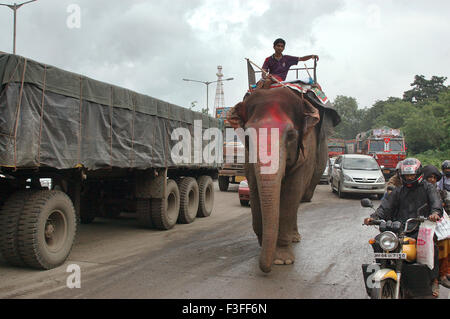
[361, 198, 373, 208]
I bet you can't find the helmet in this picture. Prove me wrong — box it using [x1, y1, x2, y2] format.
[399, 158, 423, 188]
[442, 160, 450, 177]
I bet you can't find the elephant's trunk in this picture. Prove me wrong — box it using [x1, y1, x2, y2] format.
[257, 171, 283, 273]
[254, 134, 287, 273]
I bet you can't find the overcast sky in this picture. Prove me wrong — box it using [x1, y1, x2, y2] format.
[0, 0, 449, 115]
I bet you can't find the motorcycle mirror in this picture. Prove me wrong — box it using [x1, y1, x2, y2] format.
[361, 198, 373, 208]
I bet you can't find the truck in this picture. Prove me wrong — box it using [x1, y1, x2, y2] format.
[0, 53, 223, 269]
[215, 107, 246, 191]
[327, 138, 346, 158]
[355, 126, 406, 179]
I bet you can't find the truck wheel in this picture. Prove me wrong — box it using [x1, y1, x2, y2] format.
[197, 176, 214, 217]
[0, 190, 34, 267]
[17, 190, 77, 270]
[218, 176, 229, 191]
[178, 177, 199, 224]
[151, 179, 180, 230]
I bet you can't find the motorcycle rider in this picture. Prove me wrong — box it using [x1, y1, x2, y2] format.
[363, 158, 443, 297]
[437, 160, 450, 192]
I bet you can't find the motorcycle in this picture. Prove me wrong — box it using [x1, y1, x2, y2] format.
[361, 198, 435, 299]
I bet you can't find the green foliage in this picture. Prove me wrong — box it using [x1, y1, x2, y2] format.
[403, 75, 448, 104]
[331, 75, 449, 157]
[331, 95, 365, 139]
[409, 149, 450, 169]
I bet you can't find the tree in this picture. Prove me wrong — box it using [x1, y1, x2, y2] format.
[374, 100, 416, 129]
[360, 97, 402, 132]
[332, 95, 365, 139]
[402, 109, 446, 154]
[402, 75, 448, 104]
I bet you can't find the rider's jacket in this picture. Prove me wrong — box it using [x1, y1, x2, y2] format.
[370, 180, 443, 227]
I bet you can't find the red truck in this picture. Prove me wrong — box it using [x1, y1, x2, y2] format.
[327, 138, 346, 158]
[355, 127, 407, 179]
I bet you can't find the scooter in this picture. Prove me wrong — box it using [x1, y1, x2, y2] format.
[361, 198, 435, 299]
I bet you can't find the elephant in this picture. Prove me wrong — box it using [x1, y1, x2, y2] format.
[228, 87, 340, 273]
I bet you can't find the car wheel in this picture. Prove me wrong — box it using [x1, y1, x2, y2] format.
[240, 200, 250, 207]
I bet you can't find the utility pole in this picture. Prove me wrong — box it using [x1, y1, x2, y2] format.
[182, 75, 233, 116]
[0, 0, 37, 54]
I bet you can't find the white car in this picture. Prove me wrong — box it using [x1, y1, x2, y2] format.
[330, 154, 385, 199]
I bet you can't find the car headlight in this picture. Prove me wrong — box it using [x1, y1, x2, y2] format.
[343, 174, 354, 182]
[379, 231, 398, 251]
[376, 176, 385, 183]
[239, 180, 248, 188]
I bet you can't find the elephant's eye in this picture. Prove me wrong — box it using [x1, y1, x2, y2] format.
[286, 130, 298, 142]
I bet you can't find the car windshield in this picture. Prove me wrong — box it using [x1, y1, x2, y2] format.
[343, 157, 379, 170]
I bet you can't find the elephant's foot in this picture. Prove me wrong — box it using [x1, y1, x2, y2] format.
[292, 231, 302, 243]
[273, 246, 295, 265]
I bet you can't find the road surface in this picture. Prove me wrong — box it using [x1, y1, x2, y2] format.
[0, 183, 448, 299]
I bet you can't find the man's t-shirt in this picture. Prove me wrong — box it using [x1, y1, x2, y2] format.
[262, 54, 299, 81]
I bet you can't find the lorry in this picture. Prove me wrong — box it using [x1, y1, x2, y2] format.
[215, 107, 245, 191]
[355, 126, 406, 179]
[0, 53, 223, 269]
[327, 138, 346, 158]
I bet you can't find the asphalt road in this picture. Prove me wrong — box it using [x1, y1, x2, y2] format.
[0, 183, 448, 299]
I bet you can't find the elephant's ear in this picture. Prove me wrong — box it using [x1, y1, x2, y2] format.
[301, 99, 320, 136]
[227, 101, 247, 129]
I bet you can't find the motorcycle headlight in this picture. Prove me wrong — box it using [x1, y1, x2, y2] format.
[379, 231, 398, 251]
[343, 174, 354, 182]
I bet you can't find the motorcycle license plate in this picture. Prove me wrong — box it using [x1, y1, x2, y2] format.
[374, 253, 406, 259]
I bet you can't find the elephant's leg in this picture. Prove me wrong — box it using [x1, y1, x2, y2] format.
[274, 178, 303, 264]
[292, 222, 301, 243]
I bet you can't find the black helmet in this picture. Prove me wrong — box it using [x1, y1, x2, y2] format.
[399, 158, 423, 188]
[442, 160, 450, 177]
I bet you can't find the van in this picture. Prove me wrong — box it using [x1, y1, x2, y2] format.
[330, 154, 385, 199]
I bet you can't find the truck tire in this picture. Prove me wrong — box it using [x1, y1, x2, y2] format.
[178, 177, 199, 224]
[17, 190, 77, 270]
[151, 179, 180, 230]
[218, 176, 229, 191]
[0, 190, 34, 267]
[197, 176, 214, 217]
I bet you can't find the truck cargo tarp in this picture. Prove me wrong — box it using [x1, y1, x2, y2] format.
[0, 53, 224, 170]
